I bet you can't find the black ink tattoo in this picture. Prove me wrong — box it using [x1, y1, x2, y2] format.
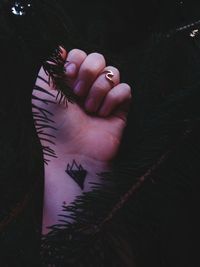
[65, 160, 87, 190]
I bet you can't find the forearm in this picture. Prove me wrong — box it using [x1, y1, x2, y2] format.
[42, 153, 111, 234]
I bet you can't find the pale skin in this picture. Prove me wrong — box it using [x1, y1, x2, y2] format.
[32, 48, 132, 234]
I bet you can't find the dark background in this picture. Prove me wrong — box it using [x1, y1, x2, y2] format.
[49, 2, 200, 266]
[0, 1, 200, 266]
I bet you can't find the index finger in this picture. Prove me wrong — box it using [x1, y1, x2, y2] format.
[64, 49, 87, 82]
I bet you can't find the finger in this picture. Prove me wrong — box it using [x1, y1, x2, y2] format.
[85, 66, 120, 113]
[64, 48, 87, 80]
[35, 46, 66, 91]
[33, 47, 69, 103]
[73, 52, 106, 97]
[98, 83, 132, 120]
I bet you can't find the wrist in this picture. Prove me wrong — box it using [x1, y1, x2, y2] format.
[44, 153, 112, 174]
[42, 153, 111, 234]
[44, 153, 112, 192]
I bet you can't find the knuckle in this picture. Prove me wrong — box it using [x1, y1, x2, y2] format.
[121, 83, 132, 94]
[108, 83, 132, 102]
[82, 53, 106, 75]
[68, 48, 87, 59]
[89, 53, 106, 65]
[108, 91, 119, 102]
[90, 52, 104, 60]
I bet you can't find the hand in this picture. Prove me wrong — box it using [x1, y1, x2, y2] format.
[32, 48, 132, 163]
[32, 48, 132, 232]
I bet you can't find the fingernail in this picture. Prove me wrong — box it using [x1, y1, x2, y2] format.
[74, 80, 85, 96]
[85, 98, 96, 112]
[64, 62, 77, 77]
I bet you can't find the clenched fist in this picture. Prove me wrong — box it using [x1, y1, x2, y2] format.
[32, 48, 132, 163]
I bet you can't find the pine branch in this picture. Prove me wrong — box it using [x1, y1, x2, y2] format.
[99, 126, 193, 228]
[42, 46, 77, 104]
[40, 80, 200, 266]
